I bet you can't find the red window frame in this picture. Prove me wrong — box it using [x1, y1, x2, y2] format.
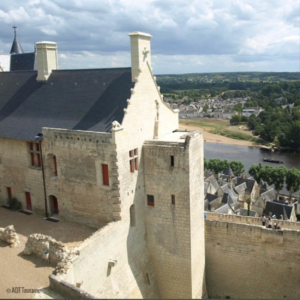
[102, 164, 109, 186]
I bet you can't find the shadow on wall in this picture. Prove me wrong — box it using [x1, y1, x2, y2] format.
[125, 150, 160, 299]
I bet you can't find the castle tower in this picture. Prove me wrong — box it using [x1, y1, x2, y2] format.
[10, 26, 24, 54]
[144, 131, 206, 298]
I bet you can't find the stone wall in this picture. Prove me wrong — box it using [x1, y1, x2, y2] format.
[143, 132, 206, 299]
[206, 212, 300, 230]
[42, 128, 115, 227]
[205, 220, 300, 299]
[56, 222, 160, 299]
[0, 137, 45, 213]
[0, 225, 20, 247]
[23, 233, 69, 265]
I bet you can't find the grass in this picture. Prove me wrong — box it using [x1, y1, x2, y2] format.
[209, 129, 261, 143]
[180, 118, 265, 144]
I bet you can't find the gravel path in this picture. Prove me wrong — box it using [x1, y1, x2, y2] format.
[0, 208, 97, 299]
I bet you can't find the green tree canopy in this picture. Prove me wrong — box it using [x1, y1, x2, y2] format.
[270, 166, 287, 199]
[229, 161, 245, 176]
[249, 163, 264, 183]
[285, 168, 300, 202]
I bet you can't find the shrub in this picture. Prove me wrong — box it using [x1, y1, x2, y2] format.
[8, 197, 22, 211]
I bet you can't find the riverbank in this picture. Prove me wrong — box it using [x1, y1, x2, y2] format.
[179, 123, 256, 146]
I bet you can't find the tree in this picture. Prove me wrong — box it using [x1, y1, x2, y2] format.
[249, 163, 263, 183]
[285, 168, 300, 203]
[246, 197, 251, 216]
[208, 159, 229, 175]
[270, 166, 287, 200]
[229, 161, 245, 176]
[260, 165, 273, 186]
[230, 114, 241, 125]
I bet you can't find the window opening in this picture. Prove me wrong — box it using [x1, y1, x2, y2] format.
[147, 195, 154, 207]
[7, 187, 12, 200]
[130, 205, 136, 227]
[53, 155, 58, 176]
[171, 155, 174, 167]
[129, 148, 138, 172]
[25, 192, 32, 211]
[171, 195, 175, 205]
[28, 142, 42, 167]
[102, 164, 109, 186]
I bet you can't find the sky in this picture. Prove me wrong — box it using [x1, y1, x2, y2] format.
[0, 0, 299, 74]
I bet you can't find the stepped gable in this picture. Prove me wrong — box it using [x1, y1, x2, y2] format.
[0, 68, 133, 140]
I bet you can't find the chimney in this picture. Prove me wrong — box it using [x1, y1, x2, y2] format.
[128, 32, 152, 82]
[36, 41, 58, 81]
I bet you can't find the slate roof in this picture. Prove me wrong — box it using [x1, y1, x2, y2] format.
[223, 167, 234, 177]
[10, 36, 23, 54]
[205, 175, 219, 192]
[214, 204, 230, 214]
[0, 68, 133, 140]
[261, 189, 276, 202]
[234, 182, 246, 195]
[264, 201, 293, 220]
[221, 184, 238, 202]
[10, 53, 35, 71]
[205, 193, 219, 203]
[236, 178, 255, 194]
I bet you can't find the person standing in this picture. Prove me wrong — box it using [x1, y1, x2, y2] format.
[268, 217, 272, 228]
[261, 214, 266, 227]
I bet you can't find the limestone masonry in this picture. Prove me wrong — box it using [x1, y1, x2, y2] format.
[0, 31, 299, 299]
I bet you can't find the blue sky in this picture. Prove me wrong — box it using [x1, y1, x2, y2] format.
[0, 0, 299, 74]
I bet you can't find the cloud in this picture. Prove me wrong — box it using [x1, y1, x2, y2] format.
[0, 0, 298, 73]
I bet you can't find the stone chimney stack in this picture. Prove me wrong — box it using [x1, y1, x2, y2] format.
[128, 32, 152, 82]
[36, 41, 58, 81]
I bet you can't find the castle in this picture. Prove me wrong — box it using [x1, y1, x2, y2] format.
[1, 31, 300, 299]
[0, 31, 206, 298]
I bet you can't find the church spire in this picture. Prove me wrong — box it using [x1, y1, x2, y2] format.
[10, 26, 24, 54]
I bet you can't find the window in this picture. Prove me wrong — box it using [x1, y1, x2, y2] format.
[147, 195, 154, 207]
[171, 195, 175, 205]
[28, 142, 42, 167]
[53, 155, 58, 176]
[7, 187, 12, 200]
[129, 148, 138, 172]
[102, 164, 109, 186]
[170, 155, 174, 167]
[130, 205, 136, 227]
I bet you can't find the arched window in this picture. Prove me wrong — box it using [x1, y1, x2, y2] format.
[130, 205, 136, 227]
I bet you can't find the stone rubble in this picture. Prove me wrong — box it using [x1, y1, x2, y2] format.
[0, 225, 20, 247]
[23, 233, 70, 264]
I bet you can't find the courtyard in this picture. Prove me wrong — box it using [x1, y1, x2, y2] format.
[0, 208, 97, 299]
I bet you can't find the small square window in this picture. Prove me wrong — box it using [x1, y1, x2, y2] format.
[171, 195, 175, 205]
[147, 195, 154, 207]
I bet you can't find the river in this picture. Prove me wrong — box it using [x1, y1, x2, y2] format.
[204, 143, 300, 195]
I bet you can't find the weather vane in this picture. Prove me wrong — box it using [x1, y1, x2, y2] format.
[12, 26, 17, 37]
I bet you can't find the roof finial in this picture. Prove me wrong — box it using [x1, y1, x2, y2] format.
[12, 26, 17, 37]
